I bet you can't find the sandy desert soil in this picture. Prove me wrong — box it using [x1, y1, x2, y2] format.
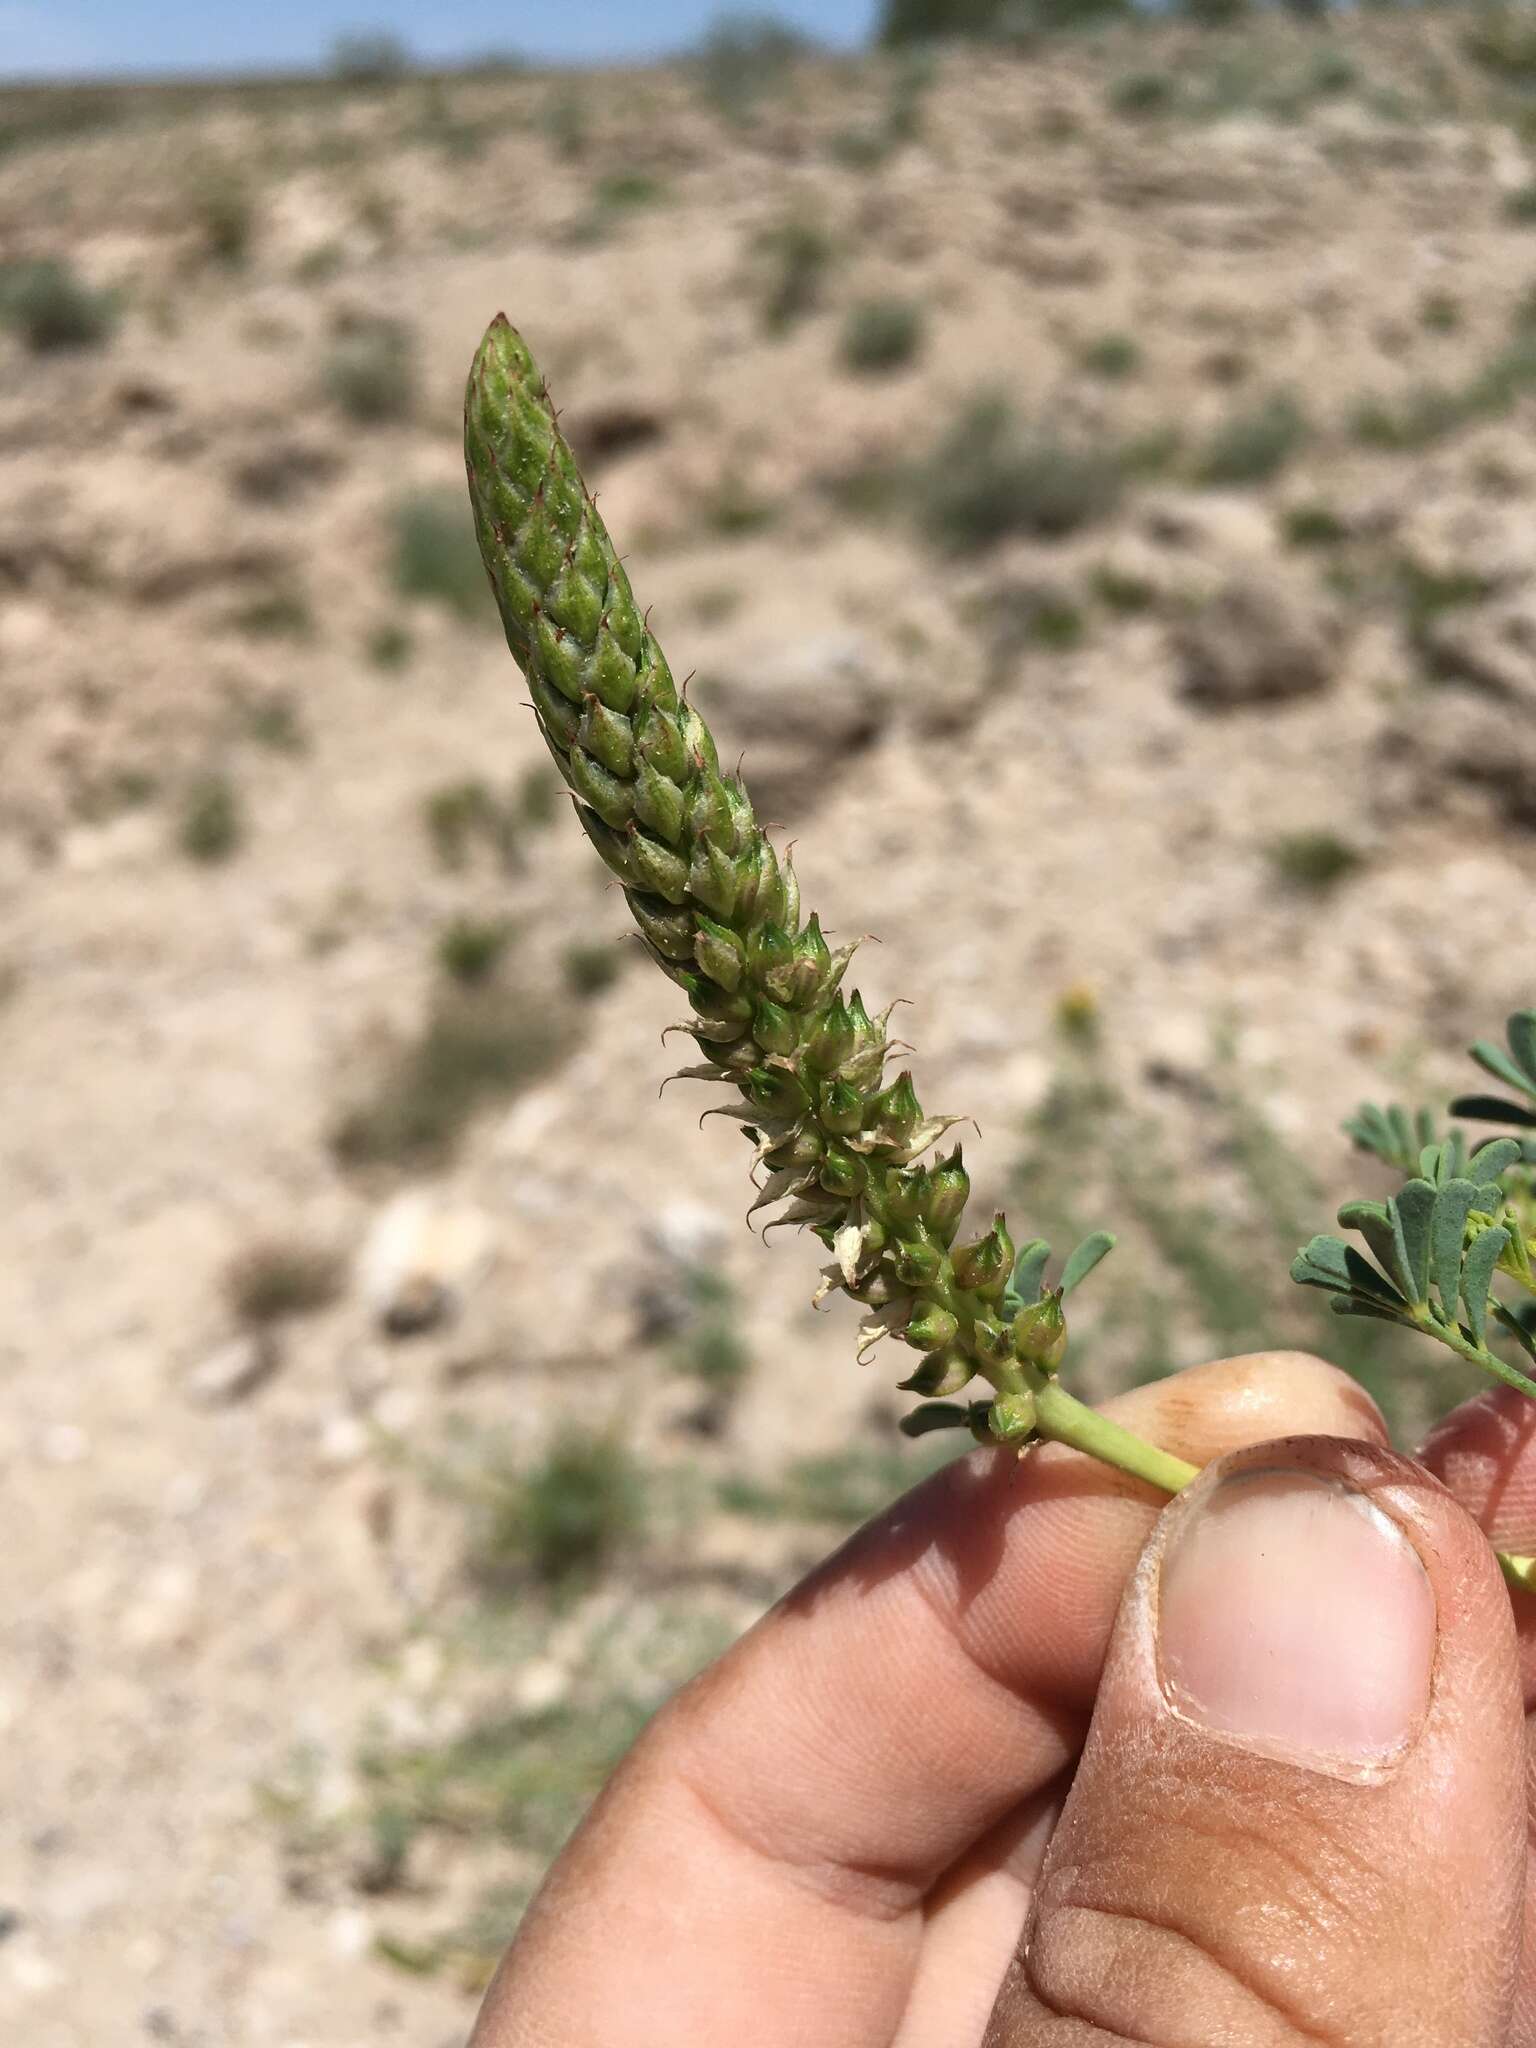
[7, 18, 1536, 2043]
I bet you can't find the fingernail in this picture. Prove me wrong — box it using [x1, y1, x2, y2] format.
[1157, 1468, 1435, 1771]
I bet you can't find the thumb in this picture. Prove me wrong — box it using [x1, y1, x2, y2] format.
[986, 1437, 1525, 2047]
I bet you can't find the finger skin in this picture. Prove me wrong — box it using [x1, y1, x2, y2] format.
[987, 1438, 1526, 2048]
[470, 1355, 1385, 2048]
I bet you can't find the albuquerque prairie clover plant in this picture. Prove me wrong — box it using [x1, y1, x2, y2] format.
[464, 315, 1536, 1584]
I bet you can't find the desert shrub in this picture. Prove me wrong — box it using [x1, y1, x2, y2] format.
[332, 987, 565, 1169]
[436, 915, 514, 985]
[920, 395, 1122, 551]
[191, 174, 254, 266]
[563, 940, 625, 998]
[1108, 71, 1178, 118]
[1280, 502, 1349, 548]
[325, 318, 417, 424]
[176, 774, 243, 864]
[1078, 332, 1140, 380]
[422, 779, 520, 871]
[839, 296, 924, 375]
[0, 258, 115, 352]
[1419, 291, 1462, 335]
[389, 489, 488, 620]
[1266, 831, 1364, 892]
[469, 1432, 644, 1587]
[367, 621, 414, 672]
[1195, 392, 1307, 486]
[1090, 562, 1157, 613]
[694, 11, 810, 120]
[1351, 383, 1466, 452]
[758, 217, 832, 335]
[331, 31, 413, 82]
[1465, 6, 1536, 84]
[224, 1239, 345, 1325]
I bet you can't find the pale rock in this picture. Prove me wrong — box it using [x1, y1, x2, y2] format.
[694, 632, 896, 817]
[358, 1191, 494, 1336]
[185, 1332, 280, 1406]
[1175, 572, 1336, 709]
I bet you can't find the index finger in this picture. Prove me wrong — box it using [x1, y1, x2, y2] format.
[472, 1351, 1386, 2048]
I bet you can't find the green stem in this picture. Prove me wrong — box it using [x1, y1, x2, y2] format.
[1031, 1379, 1199, 1493]
[1024, 1373, 1536, 1594]
[1438, 1318, 1536, 1404]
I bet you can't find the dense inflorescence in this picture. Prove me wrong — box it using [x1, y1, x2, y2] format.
[465, 314, 1057, 1436]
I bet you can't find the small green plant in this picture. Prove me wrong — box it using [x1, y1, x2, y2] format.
[1090, 563, 1157, 613]
[190, 173, 254, 267]
[694, 10, 809, 123]
[422, 779, 519, 872]
[390, 489, 489, 620]
[325, 318, 417, 424]
[332, 986, 565, 1169]
[838, 297, 924, 376]
[223, 1238, 345, 1326]
[437, 914, 514, 985]
[463, 313, 1536, 1592]
[1419, 290, 1462, 336]
[562, 940, 625, 998]
[673, 1267, 752, 1403]
[1078, 332, 1140, 381]
[758, 217, 832, 335]
[227, 585, 315, 642]
[1280, 502, 1349, 549]
[176, 773, 243, 864]
[1504, 184, 1536, 226]
[1108, 70, 1178, 119]
[367, 621, 415, 673]
[920, 395, 1122, 550]
[1196, 392, 1307, 487]
[470, 1431, 644, 1587]
[1266, 830, 1365, 893]
[0, 258, 115, 352]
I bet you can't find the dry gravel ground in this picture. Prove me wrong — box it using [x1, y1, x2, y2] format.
[7, 19, 1536, 2044]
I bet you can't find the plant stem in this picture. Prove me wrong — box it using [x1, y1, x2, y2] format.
[1438, 1318, 1536, 1404]
[1026, 1376, 1536, 1592]
[1031, 1379, 1199, 1493]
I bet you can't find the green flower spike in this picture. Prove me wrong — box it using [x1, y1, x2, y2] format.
[463, 313, 1191, 1488]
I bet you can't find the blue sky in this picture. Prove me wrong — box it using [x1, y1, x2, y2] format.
[0, 2, 881, 79]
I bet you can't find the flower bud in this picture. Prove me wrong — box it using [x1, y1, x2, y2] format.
[578, 693, 634, 778]
[818, 1146, 865, 1199]
[951, 1214, 1014, 1300]
[899, 1345, 973, 1397]
[632, 758, 685, 843]
[567, 744, 633, 830]
[693, 917, 745, 992]
[882, 1164, 930, 1228]
[686, 766, 734, 848]
[752, 998, 799, 1058]
[633, 702, 688, 781]
[818, 1078, 864, 1136]
[988, 1392, 1037, 1446]
[627, 825, 688, 903]
[687, 840, 740, 921]
[892, 1237, 942, 1288]
[763, 916, 831, 1010]
[762, 1124, 823, 1171]
[804, 999, 857, 1076]
[904, 1299, 958, 1352]
[971, 1315, 1014, 1370]
[741, 1066, 810, 1117]
[865, 1071, 921, 1146]
[1013, 1292, 1067, 1373]
[922, 1151, 970, 1245]
[626, 890, 694, 962]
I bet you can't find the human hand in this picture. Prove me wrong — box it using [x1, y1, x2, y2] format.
[468, 1352, 1536, 2046]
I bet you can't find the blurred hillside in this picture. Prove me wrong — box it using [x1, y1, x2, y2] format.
[7, 14, 1536, 2042]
